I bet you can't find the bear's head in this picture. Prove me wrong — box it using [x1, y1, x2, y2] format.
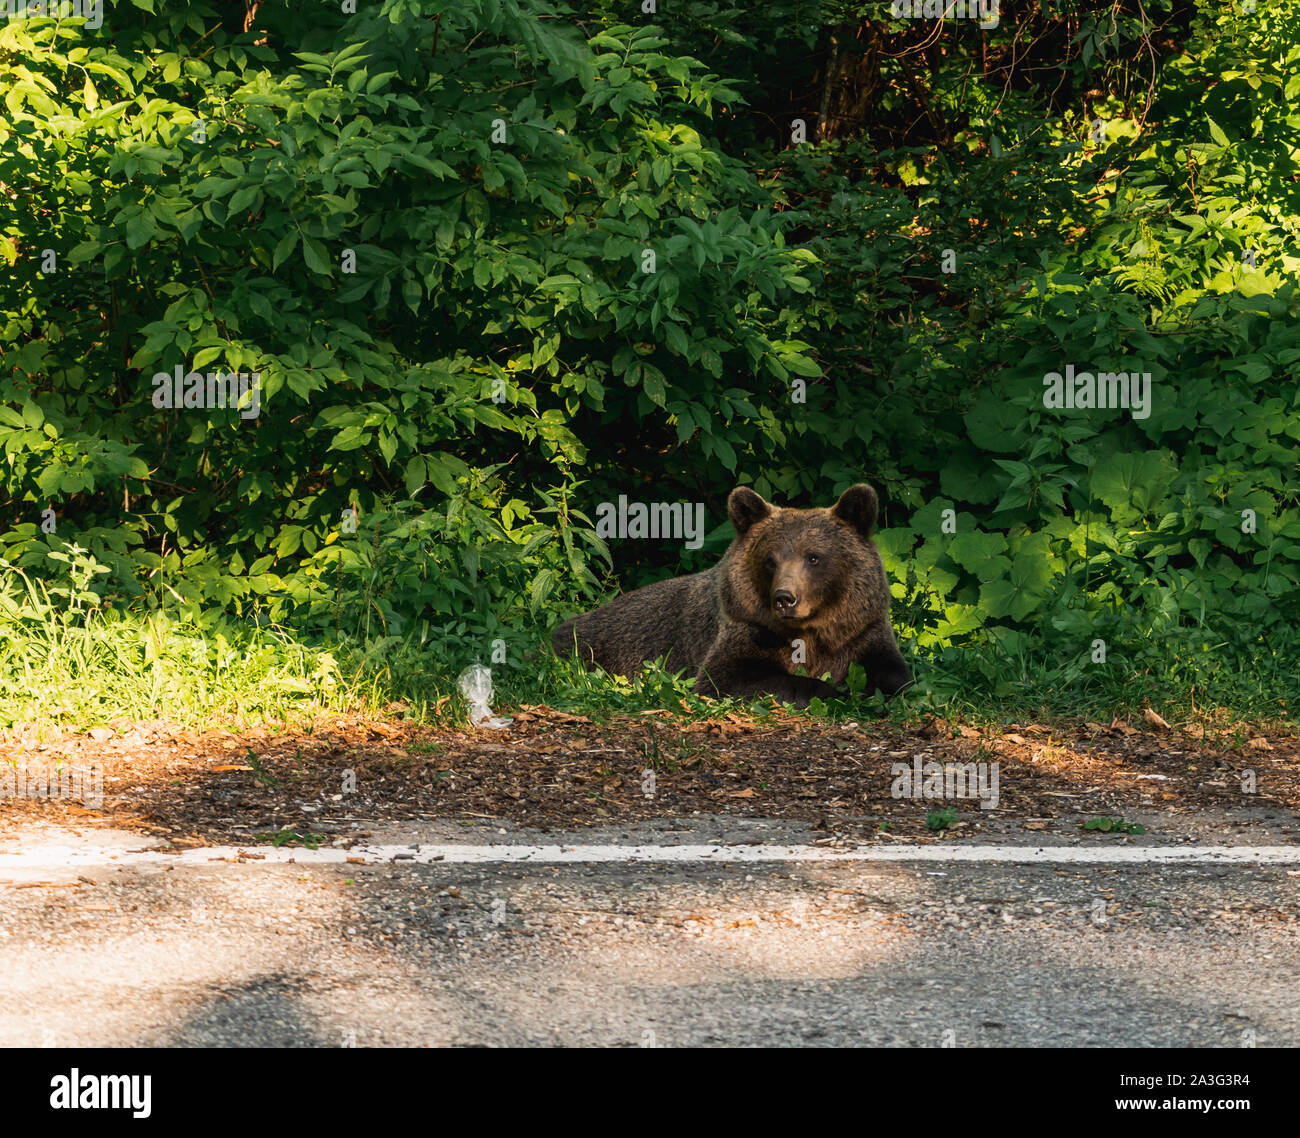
[724, 483, 883, 629]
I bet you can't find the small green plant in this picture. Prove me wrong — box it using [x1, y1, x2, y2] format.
[1081, 817, 1147, 835]
[642, 725, 684, 771]
[247, 750, 279, 789]
[926, 807, 958, 831]
[878, 820, 893, 832]
[675, 734, 703, 764]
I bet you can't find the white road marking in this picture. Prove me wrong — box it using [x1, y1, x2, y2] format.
[1, 842, 1299, 870]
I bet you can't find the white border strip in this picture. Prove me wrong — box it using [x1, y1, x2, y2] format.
[2, 842, 1300, 870]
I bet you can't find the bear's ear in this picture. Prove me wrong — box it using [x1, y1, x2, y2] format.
[728, 486, 772, 536]
[831, 483, 878, 537]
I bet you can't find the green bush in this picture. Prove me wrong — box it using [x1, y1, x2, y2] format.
[1, 0, 1296, 723]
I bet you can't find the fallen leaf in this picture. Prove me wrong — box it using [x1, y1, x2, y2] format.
[1143, 708, 1171, 730]
[7, 881, 80, 890]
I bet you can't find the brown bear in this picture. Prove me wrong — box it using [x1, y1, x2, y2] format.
[552, 483, 911, 707]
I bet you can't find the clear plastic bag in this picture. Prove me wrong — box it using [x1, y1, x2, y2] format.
[458, 664, 513, 729]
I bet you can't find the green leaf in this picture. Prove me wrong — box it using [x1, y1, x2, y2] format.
[228, 185, 260, 215]
[946, 531, 1010, 580]
[403, 456, 425, 496]
[782, 353, 821, 378]
[1091, 452, 1176, 518]
[302, 237, 331, 275]
[272, 230, 298, 271]
[329, 425, 368, 451]
[424, 454, 459, 496]
[124, 212, 157, 250]
[641, 365, 666, 407]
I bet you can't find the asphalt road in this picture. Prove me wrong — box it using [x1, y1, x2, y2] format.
[2, 818, 1297, 1047]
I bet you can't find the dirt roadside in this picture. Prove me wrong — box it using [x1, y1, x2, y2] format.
[2, 707, 1298, 848]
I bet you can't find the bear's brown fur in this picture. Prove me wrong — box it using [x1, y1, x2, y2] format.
[552, 484, 910, 707]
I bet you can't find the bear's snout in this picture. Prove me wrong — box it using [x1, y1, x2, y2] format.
[772, 587, 799, 616]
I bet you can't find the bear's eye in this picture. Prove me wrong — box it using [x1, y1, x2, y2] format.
[763, 554, 777, 571]
[806, 553, 821, 566]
